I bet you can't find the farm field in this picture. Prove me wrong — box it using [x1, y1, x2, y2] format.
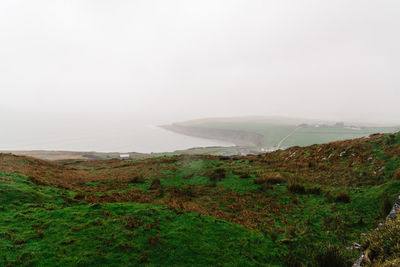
[169, 116, 400, 149]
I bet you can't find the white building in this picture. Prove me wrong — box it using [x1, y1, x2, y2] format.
[119, 154, 130, 159]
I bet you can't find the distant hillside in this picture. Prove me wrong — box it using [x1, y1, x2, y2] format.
[1, 132, 400, 266]
[163, 116, 400, 148]
[160, 124, 264, 147]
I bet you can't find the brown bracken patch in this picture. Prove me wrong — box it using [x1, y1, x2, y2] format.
[0, 176, 11, 182]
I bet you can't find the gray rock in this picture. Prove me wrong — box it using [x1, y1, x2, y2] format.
[386, 196, 400, 221]
[353, 194, 400, 266]
[352, 253, 365, 267]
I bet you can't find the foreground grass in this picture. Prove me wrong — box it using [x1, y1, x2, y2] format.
[1, 132, 400, 266]
[0, 173, 279, 266]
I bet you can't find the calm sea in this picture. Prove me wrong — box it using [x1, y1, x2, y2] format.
[0, 114, 231, 153]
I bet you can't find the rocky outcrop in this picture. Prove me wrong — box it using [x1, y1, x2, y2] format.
[386, 195, 400, 221]
[352, 195, 400, 267]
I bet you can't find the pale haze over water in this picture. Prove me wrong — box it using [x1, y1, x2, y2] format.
[1, 1, 399, 152]
[0, 114, 231, 153]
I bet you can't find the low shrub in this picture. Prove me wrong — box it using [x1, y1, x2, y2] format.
[282, 243, 316, 267]
[74, 192, 85, 200]
[307, 186, 322, 195]
[393, 169, 400, 180]
[253, 178, 265, 185]
[154, 188, 164, 198]
[314, 244, 348, 267]
[232, 170, 251, 179]
[287, 182, 305, 194]
[148, 178, 161, 190]
[258, 183, 271, 191]
[266, 176, 286, 185]
[240, 173, 250, 179]
[334, 191, 351, 203]
[129, 175, 145, 183]
[382, 197, 393, 217]
[209, 168, 226, 182]
[254, 173, 285, 185]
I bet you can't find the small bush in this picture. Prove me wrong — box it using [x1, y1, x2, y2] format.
[314, 244, 348, 267]
[254, 178, 265, 185]
[154, 188, 164, 198]
[385, 134, 397, 145]
[282, 243, 315, 267]
[240, 173, 250, 179]
[307, 186, 322, 195]
[254, 173, 285, 185]
[382, 197, 393, 217]
[258, 183, 272, 191]
[393, 169, 400, 180]
[266, 177, 286, 185]
[209, 168, 226, 182]
[254, 177, 285, 185]
[324, 191, 334, 202]
[148, 178, 161, 190]
[232, 170, 251, 179]
[129, 175, 144, 183]
[74, 192, 85, 200]
[334, 191, 351, 203]
[287, 182, 305, 194]
[174, 185, 196, 198]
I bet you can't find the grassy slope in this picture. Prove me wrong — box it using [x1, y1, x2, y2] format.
[0, 132, 400, 266]
[0, 172, 279, 266]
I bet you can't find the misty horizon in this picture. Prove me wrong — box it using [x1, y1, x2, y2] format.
[1, 0, 400, 152]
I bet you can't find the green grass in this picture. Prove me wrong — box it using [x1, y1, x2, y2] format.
[1, 203, 281, 266]
[1, 132, 400, 266]
[158, 159, 258, 192]
[0, 172, 281, 266]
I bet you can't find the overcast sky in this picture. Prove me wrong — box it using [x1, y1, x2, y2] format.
[1, 0, 399, 124]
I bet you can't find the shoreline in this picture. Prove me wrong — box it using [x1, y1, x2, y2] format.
[160, 124, 264, 147]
